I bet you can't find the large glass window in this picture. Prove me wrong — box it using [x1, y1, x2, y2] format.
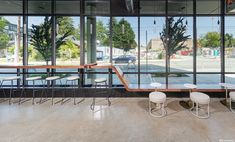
[0, 16, 22, 79]
[56, 17, 80, 66]
[112, 17, 138, 72]
[168, 17, 193, 72]
[197, 17, 221, 72]
[197, 16, 221, 86]
[139, 17, 165, 85]
[28, 16, 52, 67]
[225, 17, 235, 73]
[225, 16, 235, 84]
[83, 0, 110, 85]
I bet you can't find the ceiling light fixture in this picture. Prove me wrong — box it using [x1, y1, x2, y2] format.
[154, 0, 156, 25]
[185, 0, 188, 25]
[217, 0, 220, 25]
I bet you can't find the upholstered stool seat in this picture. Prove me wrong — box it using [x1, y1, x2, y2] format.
[94, 78, 107, 83]
[190, 92, 210, 105]
[66, 76, 80, 81]
[149, 92, 166, 103]
[3, 76, 21, 81]
[46, 76, 60, 81]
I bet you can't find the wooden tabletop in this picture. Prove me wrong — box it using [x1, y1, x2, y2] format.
[0, 63, 228, 92]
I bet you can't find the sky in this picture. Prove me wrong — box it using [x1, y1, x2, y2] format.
[4, 16, 235, 46]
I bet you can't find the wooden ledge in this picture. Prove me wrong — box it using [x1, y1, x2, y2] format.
[0, 64, 230, 93]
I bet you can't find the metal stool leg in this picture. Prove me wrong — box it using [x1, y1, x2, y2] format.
[39, 80, 45, 104]
[0, 80, 7, 102]
[32, 80, 35, 105]
[52, 81, 54, 105]
[105, 81, 111, 106]
[73, 80, 76, 105]
[90, 82, 97, 110]
[9, 80, 13, 105]
[62, 80, 68, 104]
[19, 81, 25, 105]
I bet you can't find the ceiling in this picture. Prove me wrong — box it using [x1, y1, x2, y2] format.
[0, 0, 224, 15]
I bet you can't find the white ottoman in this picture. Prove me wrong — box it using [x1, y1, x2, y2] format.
[229, 92, 235, 113]
[190, 92, 210, 119]
[149, 91, 167, 117]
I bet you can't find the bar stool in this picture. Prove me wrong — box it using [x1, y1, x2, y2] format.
[229, 92, 235, 113]
[149, 82, 167, 117]
[180, 83, 198, 109]
[90, 78, 111, 110]
[0, 76, 21, 105]
[43, 76, 61, 105]
[63, 76, 80, 105]
[19, 76, 43, 105]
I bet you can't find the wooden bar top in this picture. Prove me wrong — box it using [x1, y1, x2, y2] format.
[0, 63, 228, 93]
[0, 63, 109, 69]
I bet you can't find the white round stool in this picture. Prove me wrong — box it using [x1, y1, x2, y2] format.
[229, 92, 235, 113]
[190, 92, 210, 119]
[149, 91, 167, 117]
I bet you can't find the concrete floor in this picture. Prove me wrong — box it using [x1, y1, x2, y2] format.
[0, 98, 235, 142]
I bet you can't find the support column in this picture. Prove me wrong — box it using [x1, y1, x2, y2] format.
[86, 16, 97, 83]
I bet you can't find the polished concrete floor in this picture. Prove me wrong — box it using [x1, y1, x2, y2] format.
[0, 97, 235, 142]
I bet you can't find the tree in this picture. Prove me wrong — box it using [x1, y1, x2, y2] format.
[199, 32, 220, 48]
[160, 17, 190, 70]
[112, 18, 137, 53]
[225, 33, 235, 48]
[30, 16, 73, 65]
[0, 17, 10, 49]
[14, 16, 21, 63]
[96, 20, 109, 46]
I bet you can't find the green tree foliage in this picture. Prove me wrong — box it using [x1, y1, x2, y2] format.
[58, 40, 80, 60]
[160, 17, 190, 58]
[112, 18, 137, 52]
[199, 32, 235, 48]
[96, 20, 109, 46]
[199, 32, 220, 48]
[225, 33, 235, 48]
[30, 16, 73, 64]
[0, 17, 10, 49]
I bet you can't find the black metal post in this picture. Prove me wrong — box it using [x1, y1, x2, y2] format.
[193, 0, 197, 84]
[109, 0, 113, 87]
[23, 0, 28, 86]
[165, 0, 169, 88]
[221, 0, 225, 83]
[80, 0, 85, 86]
[138, 0, 140, 86]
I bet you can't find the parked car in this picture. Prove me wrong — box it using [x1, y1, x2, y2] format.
[113, 55, 136, 64]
